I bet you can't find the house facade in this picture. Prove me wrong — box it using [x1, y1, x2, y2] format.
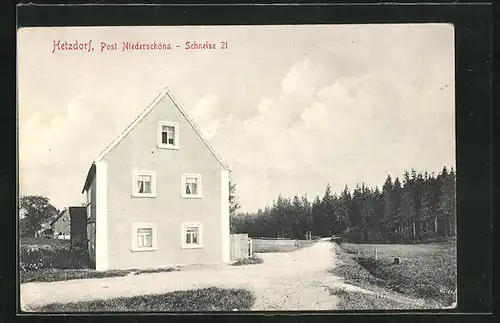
[82, 87, 230, 271]
[51, 209, 70, 239]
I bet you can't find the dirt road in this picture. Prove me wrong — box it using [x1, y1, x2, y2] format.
[21, 239, 344, 311]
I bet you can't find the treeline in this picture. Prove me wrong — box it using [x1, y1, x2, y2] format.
[231, 166, 456, 244]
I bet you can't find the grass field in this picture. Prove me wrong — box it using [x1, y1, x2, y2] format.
[335, 240, 456, 307]
[30, 287, 255, 312]
[252, 239, 315, 253]
[20, 267, 179, 284]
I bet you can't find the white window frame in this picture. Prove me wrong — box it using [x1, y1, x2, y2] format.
[181, 222, 203, 249]
[131, 223, 158, 252]
[181, 174, 203, 199]
[157, 121, 179, 150]
[132, 170, 157, 198]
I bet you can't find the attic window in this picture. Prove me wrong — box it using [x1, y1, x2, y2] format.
[158, 121, 179, 149]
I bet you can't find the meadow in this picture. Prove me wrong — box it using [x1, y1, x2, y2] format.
[336, 239, 457, 306]
[252, 238, 315, 253]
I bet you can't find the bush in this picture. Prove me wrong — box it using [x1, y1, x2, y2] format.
[342, 227, 363, 243]
[420, 230, 438, 242]
[20, 245, 91, 272]
[231, 256, 263, 266]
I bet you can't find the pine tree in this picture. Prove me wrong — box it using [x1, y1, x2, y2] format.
[322, 183, 336, 236]
[381, 175, 393, 242]
[402, 171, 416, 242]
[312, 195, 322, 237]
[339, 186, 351, 231]
[301, 194, 312, 239]
[391, 177, 403, 242]
[437, 166, 455, 237]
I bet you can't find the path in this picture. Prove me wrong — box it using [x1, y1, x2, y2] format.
[21, 239, 342, 311]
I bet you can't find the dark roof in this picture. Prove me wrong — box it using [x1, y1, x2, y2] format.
[69, 206, 87, 218]
[81, 163, 96, 193]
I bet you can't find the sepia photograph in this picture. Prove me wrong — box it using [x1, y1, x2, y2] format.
[18, 24, 456, 312]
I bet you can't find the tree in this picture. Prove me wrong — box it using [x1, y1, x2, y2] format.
[402, 172, 416, 241]
[19, 195, 60, 237]
[437, 167, 455, 236]
[301, 194, 313, 239]
[322, 183, 336, 236]
[229, 181, 241, 216]
[391, 177, 403, 242]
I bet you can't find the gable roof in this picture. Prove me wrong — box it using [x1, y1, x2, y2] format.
[81, 86, 230, 193]
[50, 209, 69, 226]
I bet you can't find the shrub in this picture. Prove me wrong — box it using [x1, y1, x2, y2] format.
[231, 256, 263, 266]
[420, 230, 438, 242]
[342, 227, 363, 243]
[20, 245, 91, 272]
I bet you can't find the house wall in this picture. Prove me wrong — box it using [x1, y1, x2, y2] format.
[53, 210, 70, 236]
[103, 95, 227, 270]
[86, 177, 97, 264]
[70, 207, 87, 250]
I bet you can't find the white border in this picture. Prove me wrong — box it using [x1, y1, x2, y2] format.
[181, 222, 204, 249]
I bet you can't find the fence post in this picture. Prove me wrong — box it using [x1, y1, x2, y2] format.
[375, 249, 378, 261]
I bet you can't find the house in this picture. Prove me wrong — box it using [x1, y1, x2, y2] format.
[67, 206, 88, 250]
[35, 222, 53, 238]
[50, 207, 87, 242]
[81, 87, 231, 271]
[51, 209, 70, 239]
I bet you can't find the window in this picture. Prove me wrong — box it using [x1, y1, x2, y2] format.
[132, 223, 157, 251]
[181, 174, 202, 198]
[132, 170, 156, 197]
[157, 121, 179, 149]
[181, 223, 203, 249]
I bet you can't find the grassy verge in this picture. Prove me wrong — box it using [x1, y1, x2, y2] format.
[252, 239, 315, 253]
[334, 241, 456, 307]
[231, 256, 263, 266]
[329, 287, 427, 310]
[31, 287, 255, 312]
[20, 267, 179, 284]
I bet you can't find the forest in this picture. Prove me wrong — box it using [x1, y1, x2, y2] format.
[230, 166, 456, 244]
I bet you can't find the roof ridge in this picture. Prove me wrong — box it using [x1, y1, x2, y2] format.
[163, 88, 230, 171]
[82, 86, 230, 192]
[94, 87, 170, 161]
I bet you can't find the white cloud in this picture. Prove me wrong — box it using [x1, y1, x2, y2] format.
[18, 25, 455, 212]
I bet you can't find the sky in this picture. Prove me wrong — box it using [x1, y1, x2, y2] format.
[18, 24, 455, 213]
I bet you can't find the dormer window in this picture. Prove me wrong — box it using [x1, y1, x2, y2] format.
[157, 121, 179, 149]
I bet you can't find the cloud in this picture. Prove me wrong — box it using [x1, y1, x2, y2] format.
[18, 25, 455, 213]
